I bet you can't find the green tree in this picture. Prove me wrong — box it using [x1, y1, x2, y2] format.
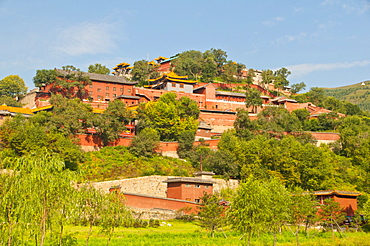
[290, 82, 306, 94]
[88, 63, 110, 75]
[318, 198, 346, 235]
[137, 92, 199, 141]
[260, 69, 274, 90]
[55, 65, 92, 99]
[220, 61, 238, 83]
[198, 193, 226, 237]
[92, 100, 132, 146]
[273, 67, 291, 93]
[0, 75, 28, 99]
[173, 50, 204, 80]
[0, 152, 78, 246]
[0, 96, 23, 107]
[129, 128, 160, 157]
[131, 60, 159, 86]
[209, 48, 227, 76]
[177, 131, 196, 159]
[245, 87, 263, 113]
[228, 177, 270, 246]
[33, 69, 57, 87]
[290, 190, 318, 244]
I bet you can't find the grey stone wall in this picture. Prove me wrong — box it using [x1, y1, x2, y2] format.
[91, 175, 239, 197]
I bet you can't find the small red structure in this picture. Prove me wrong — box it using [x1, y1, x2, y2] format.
[314, 190, 361, 216]
[163, 171, 215, 203]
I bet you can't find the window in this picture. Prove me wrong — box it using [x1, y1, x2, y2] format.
[97, 88, 101, 92]
[106, 93, 109, 97]
[205, 185, 209, 189]
[113, 94, 116, 97]
[172, 83, 176, 87]
[113, 87, 116, 91]
[195, 199, 200, 203]
[185, 184, 191, 187]
[89, 91, 93, 96]
[97, 95, 101, 100]
[120, 88, 124, 92]
[180, 84, 184, 88]
[195, 184, 200, 188]
[106, 86, 109, 90]
[89, 85, 93, 88]
[127, 89, 131, 93]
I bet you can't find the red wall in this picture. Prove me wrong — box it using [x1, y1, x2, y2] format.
[167, 182, 213, 202]
[123, 193, 199, 214]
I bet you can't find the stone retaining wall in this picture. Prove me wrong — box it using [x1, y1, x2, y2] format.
[92, 175, 239, 197]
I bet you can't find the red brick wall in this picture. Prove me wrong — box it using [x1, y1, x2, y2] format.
[123, 193, 199, 214]
[333, 196, 358, 216]
[309, 132, 340, 141]
[167, 182, 213, 202]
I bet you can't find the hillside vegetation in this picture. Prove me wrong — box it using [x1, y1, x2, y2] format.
[323, 81, 370, 111]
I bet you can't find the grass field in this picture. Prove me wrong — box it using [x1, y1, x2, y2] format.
[62, 220, 370, 246]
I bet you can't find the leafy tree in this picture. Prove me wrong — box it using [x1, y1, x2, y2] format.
[177, 131, 196, 159]
[245, 69, 256, 85]
[129, 128, 160, 157]
[48, 94, 94, 136]
[0, 95, 23, 107]
[273, 67, 291, 93]
[260, 69, 274, 90]
[290, 82, 306, 94]
[0, 75, 28, 98]
[245, 87, 263, 113]
[257, 107, 302, 134]
[0, 114, 84, 170]
[198, 193, 226, 237]
[137, 92, 199, 141]
[209, 48, 227, 76]
[228, 177, 270, 246]
[55, 65, 92, 99]
[88, 63, 110, 74]
[131, 60, 159, 86]
[0, 152, 77, 246]
[220, 61, 238, 83]
[92, 100, 132, 146]
[318, 198, 346, 235]
[173, 50, 204, 80]
[200, 54, 217, 82]
[33, 69, 58, 87]
[290, 190, 319, 243]
[234, 109, 259, 140]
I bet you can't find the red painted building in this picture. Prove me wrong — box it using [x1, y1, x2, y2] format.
[314, 190, 361, 216]
[36, 69, 139, 109]
[163, 171, 215, 203]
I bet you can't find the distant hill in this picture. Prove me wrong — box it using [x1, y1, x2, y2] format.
[323, 80, 370, 111]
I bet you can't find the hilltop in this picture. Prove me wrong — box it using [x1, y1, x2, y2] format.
[323, 80, 370, 111]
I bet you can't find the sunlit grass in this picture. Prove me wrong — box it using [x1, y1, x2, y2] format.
[62, 221, 370, 246]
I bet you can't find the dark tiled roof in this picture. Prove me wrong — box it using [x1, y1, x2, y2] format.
[314, 190, 361, 197]
[116, 95, 141, 99]
[163, 177, 215, 184]
[216, 91, 246, 97]
[55, 69, 138, 85]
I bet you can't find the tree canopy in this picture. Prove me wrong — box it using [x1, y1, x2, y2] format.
[0, 75, 28, 98]
[88, 63, 110, 74]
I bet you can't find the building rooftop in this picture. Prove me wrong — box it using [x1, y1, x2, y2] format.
[163, 177, 215, 184]
[55, 69, 137, 85]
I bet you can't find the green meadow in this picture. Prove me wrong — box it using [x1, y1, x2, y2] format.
[62, 220, 370, 246]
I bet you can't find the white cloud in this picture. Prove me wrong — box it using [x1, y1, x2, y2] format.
[262, 16, 285, 26]
[53, 22, 117, 56]
[275, 32, 307, 44]
[321, 0, 370, 14]
[286, 60, 370, 77]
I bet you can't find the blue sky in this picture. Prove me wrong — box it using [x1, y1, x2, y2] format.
[1, 0, 369, 91]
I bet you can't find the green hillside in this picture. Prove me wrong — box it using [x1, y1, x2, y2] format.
[323, 80, 370, 111]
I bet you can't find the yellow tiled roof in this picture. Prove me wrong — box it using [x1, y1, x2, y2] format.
[0, 105, 33, 115]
